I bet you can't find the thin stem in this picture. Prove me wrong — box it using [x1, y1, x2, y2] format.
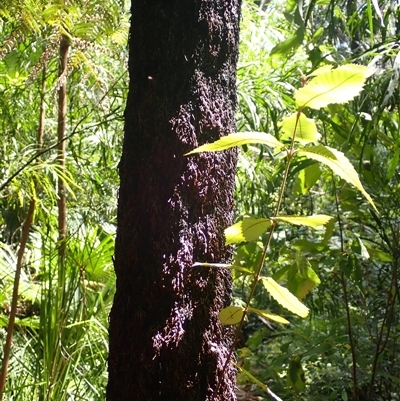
[332, 176, 358, 401]
[368, 253, 398, 400]
[0, 201, 35, 400]
[57, 35, 69, 263]
[215, 110, 302, 399]
[0, 66, 46, 399]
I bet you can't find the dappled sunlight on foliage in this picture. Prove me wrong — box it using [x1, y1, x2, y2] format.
[232, 0, 400, 400]
[0, 0, 128, 398]
[1, 0, 400, 399]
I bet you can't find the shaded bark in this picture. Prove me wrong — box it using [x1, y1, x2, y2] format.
[107, 1, 241, 400]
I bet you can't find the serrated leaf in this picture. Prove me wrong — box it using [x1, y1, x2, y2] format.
[185, 132, 284, 155]
[273, 214, 333, 228]
[295, 64, 372, 109]
[298, 145, 377, 212]
[296, 278, 317, 300]
[248, 307, 289, 324]
[280, 112, 320, 144]
[219, 306, 244, 325]
[225, 218, 271, 245]
[192, 262, 254, 275]
[260, 277, 309, 318]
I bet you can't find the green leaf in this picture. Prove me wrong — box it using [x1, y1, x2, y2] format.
[260, 277, 309, 318]
[293, 239, 327, 252]
[296, 278, 318, 299]
[298, 145, 378, 212]
[364, 244, 392, 262]
[322, 218, 335, 245]
[235, 365, 269, 394]
[285, 0, 297, 13]
[386, 145, 399, 182]
[225, 217, 271, 245]
[304, 266, 321, 285]
[192, 262, 254, 275]
[295, 64, 372, 109]
[248, 307, 290, 324]
[287, 355, 306, 392]
[287, 259, 320, 299]
[219, 306, 244, 325]
[273, 214, 333, 228]
[272, 264, 291, 282]
[280, 112, 320, 144]
[294, 164, 321, 195]
[270, 28, 304, 58]
[185, 132, 284, 155]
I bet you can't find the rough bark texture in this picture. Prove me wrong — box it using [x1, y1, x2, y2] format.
[107, 1, 241, 400]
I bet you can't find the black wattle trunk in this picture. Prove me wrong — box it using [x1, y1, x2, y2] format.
[107, 1, 241, 400]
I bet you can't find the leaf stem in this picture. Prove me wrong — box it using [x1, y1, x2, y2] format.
[216, 109, 302, 399]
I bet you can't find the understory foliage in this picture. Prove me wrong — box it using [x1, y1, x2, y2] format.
[0, 1, 128, 399]
[229, 1, 400, 400]
[0, 0, 400, 400]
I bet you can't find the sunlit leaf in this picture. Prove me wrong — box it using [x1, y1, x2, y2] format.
[248, 307, 289, 324]
[185, 132, 284, 155]
[298, 145, 377, 212]
[294, 164, 321, 195]
[260, 277, 309, 318]
[304, 266, 321, 285]
[273, 214, 333, 228]
[295, 64, 372, 109]
[219, 306, 244, 325]
[280, 112, 320, 144]
[296, 278, 317, 299]
[225, 217, 271, 245]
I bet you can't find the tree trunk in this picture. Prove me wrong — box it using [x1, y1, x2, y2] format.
[57, 35, 69, 263]
[107, 1, 241, 400]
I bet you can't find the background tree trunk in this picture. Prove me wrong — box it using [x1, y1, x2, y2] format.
[107, 1, 241, 400]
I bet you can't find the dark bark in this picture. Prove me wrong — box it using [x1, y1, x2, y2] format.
[107, 1, 241, 400]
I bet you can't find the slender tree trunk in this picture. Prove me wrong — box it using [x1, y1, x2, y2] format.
[0, 67, 46, 399]
[107, 1, 241, 400]
[57, 36, 69, 262]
